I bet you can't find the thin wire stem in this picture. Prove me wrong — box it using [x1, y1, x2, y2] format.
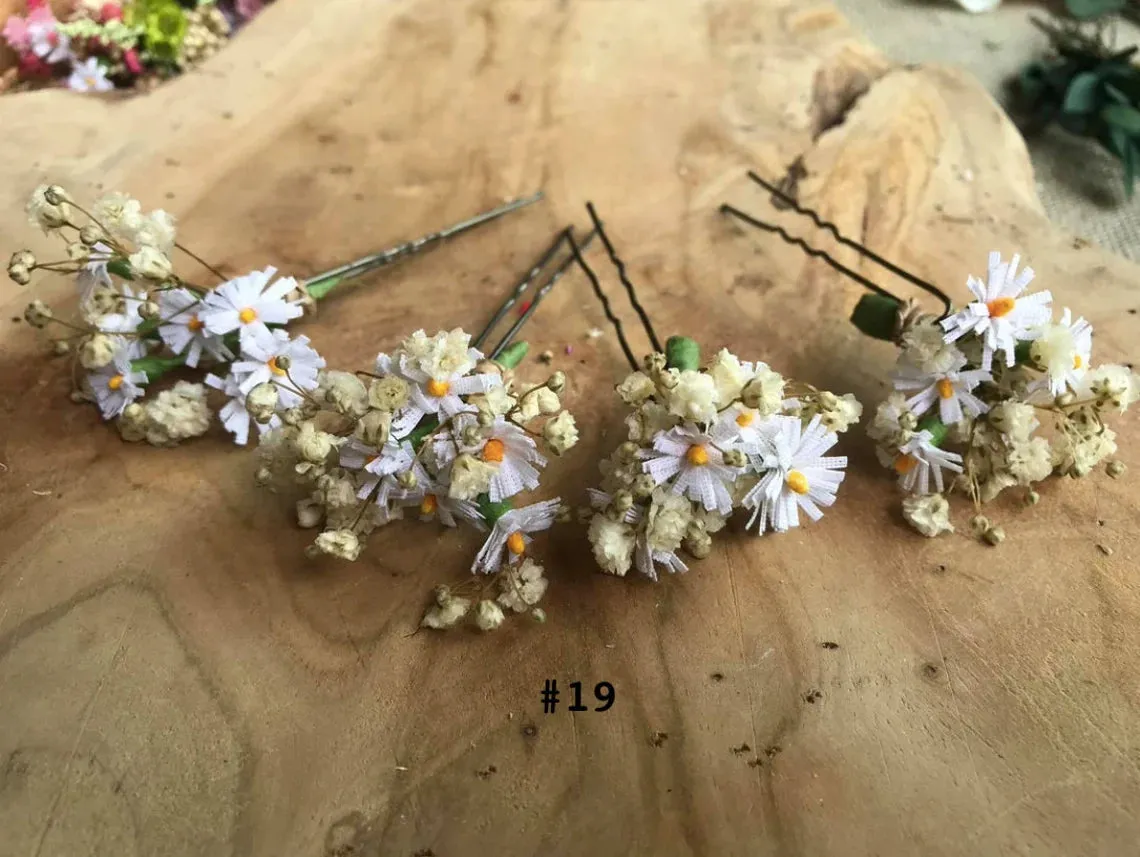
[489, 228, 598, 360]
[566, 230, 639, 371]
[174, 241, 228, 283]
[744, 171, 952, 317]
[303, 192, 543, 289]
[583, 202, 663, 352]
[473, 229, 568, 350]
[720, 204, 902, 305]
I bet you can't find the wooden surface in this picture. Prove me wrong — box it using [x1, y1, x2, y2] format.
[2, 1, 1139, 855]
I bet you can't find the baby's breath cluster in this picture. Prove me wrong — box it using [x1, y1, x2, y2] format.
[11, 184, 329, 447]
[862, 251, 1138, 541]
[251, 328, 578, 631]
[586, 337, 859, 579]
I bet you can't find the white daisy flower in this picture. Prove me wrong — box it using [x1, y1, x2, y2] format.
[397, 358, 501, 425]
[741, 415, 847, 534]
[231, 329, 324, 407]
[157, 288, 233, 368]
[640, 421, 741, 514]
[398, 486, 482, 528]
[201, 267, 304, 345]
[87, 346, 147, 419]
[940, 251, 1052, 370]
[68, 57, 113, 93]
[892, 351, 991, 425]
[892, 430, 963, 494]
[472, 498, 561, 574]
[434, 414, 547, 503]
[76, 243, 113, 300]
[587, 490, 689, 581]
[1030, 307, 1093, 397]
[205, 372, 280, 446]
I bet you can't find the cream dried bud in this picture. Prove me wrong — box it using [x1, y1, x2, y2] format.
[1025, 489, 1040, 506]
[281, 406, 305, 426]
[397, 469, 418, 490]
[7, 263, 30, 285]
[547, 371, 566, 393]
[556, 503, 573, 524]
[612, 490, 634, 512]
[24, 300, 53, 328]
[982, 526, 1005, 546]
[247, 382, 280, 423]
[475, 599, 505, 631]
[52, 339, 71, 356]
[531, 608, 547, 623]
[1106, 460, 1126, 479]
[128, 246, 173, 281]
[683, 529, 712, 559]
[644, 353, 667, 375]
[66, 241, 88, 261]
[44, 185, 70, 205]
[296, 498, 324, 529]
[477, 411, 494, 427]
[619, 441, 640, 459]
[297, 422, 336, 463]
[138, 300, 161, 320]
[899, 411, 919, 431]
[354, 409, 391, 447]
[314, 529, 362, 561]
[632, 473, 656, 499]
[461, 424, 485, 447]
[79, 334, 118, 368]
[273, 354, 292, 371]
[969, 514, 989, 533]
[79, 224, 103, 246]
[722, 449, 746, 468]
[367, 376, 410, 412]
[255, 466, 273, 486]
[10, 249, 35, 268]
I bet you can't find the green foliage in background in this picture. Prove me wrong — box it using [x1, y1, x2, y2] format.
[1017, 12, 1140, 197]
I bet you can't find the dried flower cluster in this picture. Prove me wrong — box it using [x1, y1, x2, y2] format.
[10, 184, 335, 447]
[2, 0, 264, 95]
[586, 337, 860, 579]
[250, 328, 578, 631]
[869, 251, 1138, 541]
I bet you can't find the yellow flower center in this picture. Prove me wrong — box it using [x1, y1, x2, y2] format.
[507, 531, 526, 555]
[736, 410, 755, 427]
[187, 315, 203, 332]
[107, 374, 124, 391]
[420, 494, 438, 516]
[936, 378, 955, 400]
[894, 454, 917, 475]
[986, 297, 1016, 318]
[482, 438, 506, 462]
[1073, 354, 1083, 370]
[786, 470, 810, 495]
[267, 356, 286, 376]
[426, 379, 450, 398]
[238, 307, 257, 324]
[686, 444, 709, 466]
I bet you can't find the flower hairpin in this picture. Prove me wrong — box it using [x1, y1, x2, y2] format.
[568, 203, 860, 581]
[10, 183, 539, 447]
[250, 227, 592, 632]
[723, 171, 1138, 543]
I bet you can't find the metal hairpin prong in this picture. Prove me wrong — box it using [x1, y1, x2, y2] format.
[473, 229, 569, 350]
[303, 192, 544, 299]
[566, 224, 640, 371]
[584, 202, 663, 353]
[489, 228, 598, 360]
[745, 172, 951, 316]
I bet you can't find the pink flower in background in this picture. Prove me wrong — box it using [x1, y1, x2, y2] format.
[123, 48, 141, 75]
[236, 0, 264, 20]
[2, 13, 32, 52]
[100, 3, 123, 23]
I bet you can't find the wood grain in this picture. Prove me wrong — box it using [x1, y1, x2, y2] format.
[1, 1, 1139, 855]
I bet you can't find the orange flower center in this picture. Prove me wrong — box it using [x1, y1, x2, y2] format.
[786, 470, 809, 495]
[507, 531, 526, 555]
[686, 444, 709, 466]
[482, 438, 506, 462]
[420, 494, 438, 516]
[426, 379, 450, 398]
[736, 410, 755, 428]
[936, 378, 955, 400]
[238, 307, 257, 324]
[267, 356, 286, 376]
[986, 297, 1016, 318]
[107, 374, 124, 391]
[1073, 354, 1083, 370]
[187, 315, 203, 332]
[894, 454, 917, 475]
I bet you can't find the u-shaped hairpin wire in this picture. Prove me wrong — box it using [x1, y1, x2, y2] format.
[720, 172, 953, 322]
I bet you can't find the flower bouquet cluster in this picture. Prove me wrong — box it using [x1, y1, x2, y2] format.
[251, 328, 579, 631]
[855, 251, 1139, 541]
[2, 0, 263, 94]
[10, 183, 540, 449]
[586, 337, 860, 579]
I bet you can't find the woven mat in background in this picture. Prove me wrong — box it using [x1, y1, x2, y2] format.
[834, 0, 1140, 261]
